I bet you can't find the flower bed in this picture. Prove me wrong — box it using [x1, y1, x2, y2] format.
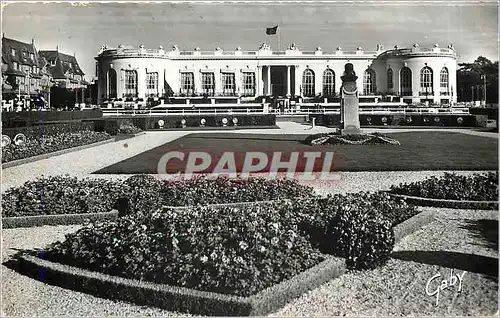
[117, 122, 142, 135]
[1, 131, 112, 163]
[389, 172, 498, 201]
[304, 132, 400, 145]
[1, 175, 315, 217]
[6, 188, 423, 315]
[2, 121, 96, 139]
[45, 203, 325, 297]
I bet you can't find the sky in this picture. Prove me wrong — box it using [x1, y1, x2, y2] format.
[2, 1, 498, 80]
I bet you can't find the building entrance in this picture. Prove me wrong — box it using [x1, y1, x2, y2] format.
[270, 66, 287, 97]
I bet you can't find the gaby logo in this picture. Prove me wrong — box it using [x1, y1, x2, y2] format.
[426, 269, 466, 306]
[157, 151, 341, 180]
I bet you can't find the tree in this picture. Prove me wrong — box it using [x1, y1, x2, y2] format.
[457, 56, 498, 104]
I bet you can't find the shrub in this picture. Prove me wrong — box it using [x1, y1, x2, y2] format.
[121, 175, 164, 216]
[292, 192, 415, 270]
[2, 176, 315, 217]
[160, 176, 316, 206]
[45, 203, 324, 297]
[1, 175, 126, 217]
[390, 172, 499, 201]
[117, 121, 142, 135]
[2, 131, 111, 163]
[328, 199, 394, 270]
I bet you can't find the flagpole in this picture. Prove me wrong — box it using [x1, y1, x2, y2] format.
[278, 28, 281, 51]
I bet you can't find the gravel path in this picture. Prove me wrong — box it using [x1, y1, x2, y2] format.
[271, 208, 498, 316]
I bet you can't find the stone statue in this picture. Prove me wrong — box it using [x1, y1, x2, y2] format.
[340, 63, 361, 135]
[377, 43, 384, 51]
[341, 63, 358, 83]
[259, 43, 270, 50]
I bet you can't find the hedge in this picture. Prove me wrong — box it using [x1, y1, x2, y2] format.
[2, 121, 96, 139]
[310, 114, 486, 127]
[2, 211, 118, 229]
[2, 110, 102, 128]
[387, 193, 498, 210]
[10, 253, 344, 316]
[92, 114, 276, 134]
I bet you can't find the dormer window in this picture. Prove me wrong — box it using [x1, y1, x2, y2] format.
[13, 62, 18, 70]
[30, 53, 34, 61]
[11, 48, 15, 56]
[23, 52, 27, 58]
[50, 60, 56, 66]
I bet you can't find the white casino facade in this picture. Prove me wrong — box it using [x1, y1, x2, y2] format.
[95, 43, 458, 106]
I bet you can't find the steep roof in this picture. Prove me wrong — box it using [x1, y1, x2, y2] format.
[39, 50, 85, 79]
[2, 36, 44, 75]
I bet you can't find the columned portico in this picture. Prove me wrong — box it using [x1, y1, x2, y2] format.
[287, 65, 291, 97]
[267, 66, 271, 95]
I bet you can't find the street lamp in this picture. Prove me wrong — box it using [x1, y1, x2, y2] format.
[481, 74, 486, 106]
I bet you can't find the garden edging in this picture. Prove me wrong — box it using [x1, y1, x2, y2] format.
[12, 253, 345, 316]
[392, 209, 437, 243]
[387, 193, 498, 210]
[2, 138, 114, 169]
[2, 211, 118, 229]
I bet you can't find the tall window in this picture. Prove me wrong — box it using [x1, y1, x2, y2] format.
[322, 69, 335, 96]
[363, 69, 376, 95]
[13, 62, 18, 70]
[30, 53, 35, 61]
[222, 73, 236, 96]
[201, 72, 215, 95]
[180, 72, 194, 96]
[387, 68, 393, 90]
[440, 67, 449, 95]
[400, 67, 412, 96]
[146, 72, 158, 96]
[124, 70, 137, 97]
[241, 72, 255, 96]
[302, 69, 315, 97]
[420, 66, 433, 95]
[11, 48, 15, 57]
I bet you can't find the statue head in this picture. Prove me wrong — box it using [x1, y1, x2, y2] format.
[341, 63, 358, 83]
[343, 63, 355, 76]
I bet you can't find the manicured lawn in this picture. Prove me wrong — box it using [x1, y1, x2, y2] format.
[93, 132, 498, 174]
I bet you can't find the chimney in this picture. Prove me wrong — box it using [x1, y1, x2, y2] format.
[56, 45, 58, 52]
[32, 38, 34, 45]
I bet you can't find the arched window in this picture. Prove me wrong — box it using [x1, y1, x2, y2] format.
[107, 68, 117, 98]
[302, 69, 315, 97]
[242, 72, 256, 96]
[400, 67, 412, 96]
[124, 70, 137, 97]
[180, 72, 195, 96]
[440, 67, 449, 95]
[420, 66, 433, 95]
[363, 69, 376, 95]
[387, 68, 393, 90]
[322, 69, 335, 96]
[201, 72, 215, 95]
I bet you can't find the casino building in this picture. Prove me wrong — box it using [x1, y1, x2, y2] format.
[95, 42, 458, 106]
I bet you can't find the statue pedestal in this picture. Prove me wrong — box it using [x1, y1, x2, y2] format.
[340, 72, 361, 135]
